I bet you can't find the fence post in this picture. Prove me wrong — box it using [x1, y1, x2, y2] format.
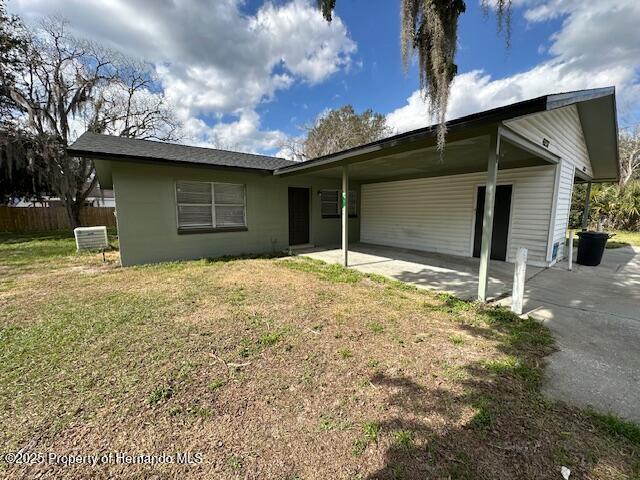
[568, 231, 574, 271]
[511, 247, 528, 315]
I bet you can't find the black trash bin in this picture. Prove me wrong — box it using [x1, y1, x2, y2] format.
[576, 231, 611, 266]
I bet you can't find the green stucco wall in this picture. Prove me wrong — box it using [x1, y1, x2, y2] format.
[110, 161, 360, 266]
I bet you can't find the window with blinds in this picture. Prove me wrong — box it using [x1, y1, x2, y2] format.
[176, 181, 246, 230]
[320, 190, 357, 218]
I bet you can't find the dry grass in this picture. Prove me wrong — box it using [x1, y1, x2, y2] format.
[1, 233, 638, 479]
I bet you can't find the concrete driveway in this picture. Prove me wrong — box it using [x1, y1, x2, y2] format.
[501, 246, 640, 423]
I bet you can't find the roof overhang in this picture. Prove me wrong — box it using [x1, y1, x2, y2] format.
[66, 131, 294, 189]
[499, 125, 559, 165]
[69, 88, 619, 188]
[275, 87, 619, 183]
[574, 92, 620, 182]
[93, 159, 114, 189]
[274, 96, 548, 178]
[275, 123, 559, 183]
[71, 151, 275, 190]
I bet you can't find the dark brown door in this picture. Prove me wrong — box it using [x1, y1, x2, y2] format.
[288, 187, 310, 245]
[473, 185, 512, 261]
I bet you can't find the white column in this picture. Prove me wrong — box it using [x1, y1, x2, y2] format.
[342, 165, 349, 267]
[478, 131, 500, 302]
[511, 247, 527, 315]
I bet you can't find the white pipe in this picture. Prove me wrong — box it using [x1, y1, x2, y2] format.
[568, 230, 574, 271]
[511, 247, 528, 315]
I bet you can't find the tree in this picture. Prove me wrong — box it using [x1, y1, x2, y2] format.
[0, 127, 50, 204]
[590, 182, 640, 231]
[619, 128, 640, 187]
[281, 105, 391, 161]
[1, 16, 179, 227]
[0, 0, 28, 119]
[318, 0, 511, 150]
[571, 180, 640, 231]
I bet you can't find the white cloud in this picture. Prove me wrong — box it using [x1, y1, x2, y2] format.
[183, 110, 285, 153]
[388, 0, 640, 133]
[512, 0, 581, 22]
[11, 0, 356, 153]
[250, 1, 355, 84]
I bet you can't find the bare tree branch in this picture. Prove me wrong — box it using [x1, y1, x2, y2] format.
[1, 15, 181, 227]
[281, 105, 391, 161]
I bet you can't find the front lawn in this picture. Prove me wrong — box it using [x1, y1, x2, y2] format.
[1, 233, 638, 479]
[607, 230, 640, 248]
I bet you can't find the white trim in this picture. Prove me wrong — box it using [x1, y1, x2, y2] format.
[545, 161, 565, 263]
[574, 168, 592, 182]
[175, 180, 246, 229]
[500, 124, 560, 165]
[561, 169, 577, 261]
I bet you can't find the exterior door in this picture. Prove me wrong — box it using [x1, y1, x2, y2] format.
[473, 185, 512, 261]
[288, 187, 310, 245]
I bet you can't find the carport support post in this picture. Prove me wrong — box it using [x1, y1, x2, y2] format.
[342, 165, 349, 267]
[581, 181, 592, 231]
[478, 131, 500, 302]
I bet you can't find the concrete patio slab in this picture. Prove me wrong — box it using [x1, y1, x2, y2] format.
[299, 243, 543, 301]
[498, 245, 640, 423]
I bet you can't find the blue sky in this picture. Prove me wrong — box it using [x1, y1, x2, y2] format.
[257, 0, 566, 138]
[10, 0, 640, 155]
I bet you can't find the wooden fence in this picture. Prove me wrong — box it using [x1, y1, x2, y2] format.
[0, 207, 117, 232]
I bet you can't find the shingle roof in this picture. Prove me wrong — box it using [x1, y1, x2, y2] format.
[67, 132, 296, 171]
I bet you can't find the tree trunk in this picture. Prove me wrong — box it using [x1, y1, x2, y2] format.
[60, 170, 97, 230]
[63, 196, 82, 230]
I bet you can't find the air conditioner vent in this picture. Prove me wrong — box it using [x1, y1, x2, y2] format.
[74, 226, 108, 252]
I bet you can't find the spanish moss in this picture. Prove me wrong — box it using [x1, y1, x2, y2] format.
[482, 0, 513, 47]
[402, 0, 465, 152]
[319, 0, 512, 154]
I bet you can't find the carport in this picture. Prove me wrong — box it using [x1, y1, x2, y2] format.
[275, 117, 560, 302]
[274, 88, 619, 302]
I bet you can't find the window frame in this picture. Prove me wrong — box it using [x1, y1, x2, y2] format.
[175, 180, 247, 234]
[319, 189, 357, 219]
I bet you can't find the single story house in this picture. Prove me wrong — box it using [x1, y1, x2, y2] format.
[68, 87, 619, 301]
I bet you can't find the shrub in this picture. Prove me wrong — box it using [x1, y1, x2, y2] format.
[571, 181, 640, 231]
